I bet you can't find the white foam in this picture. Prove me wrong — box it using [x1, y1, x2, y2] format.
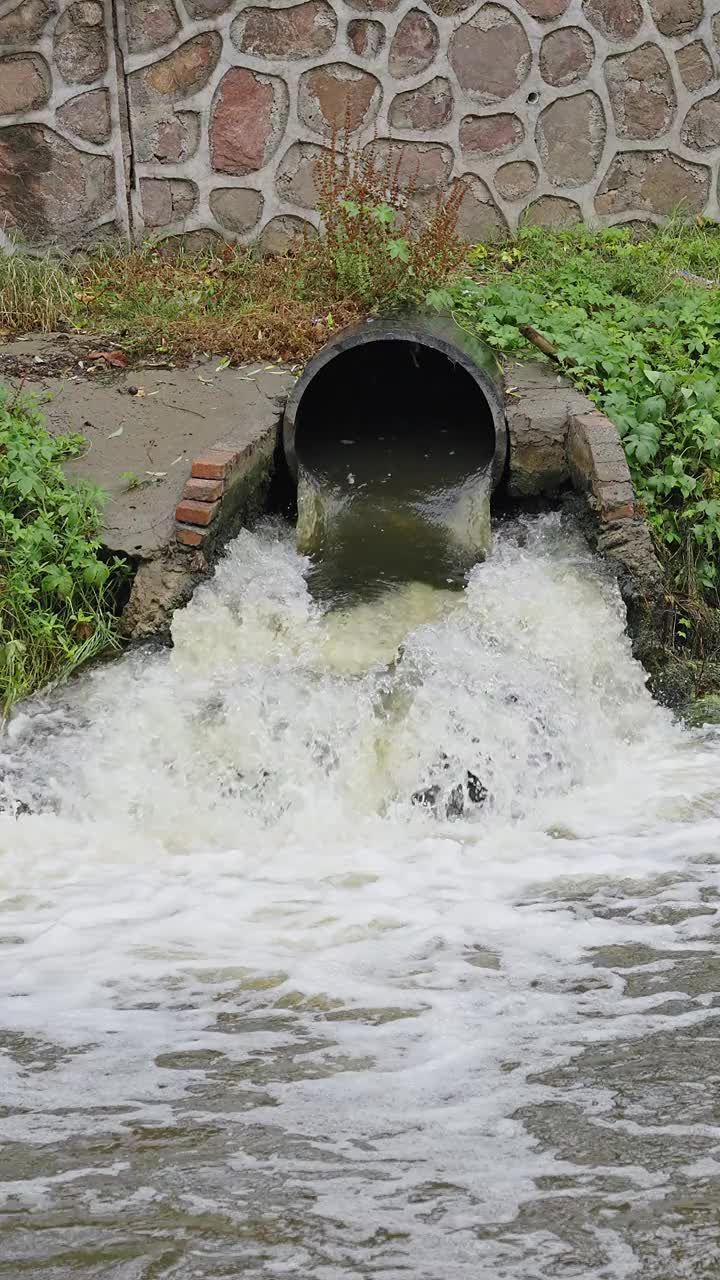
[1, 514, 719, 1267]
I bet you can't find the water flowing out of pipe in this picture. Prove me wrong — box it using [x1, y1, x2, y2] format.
[1, 514, 719, 1277]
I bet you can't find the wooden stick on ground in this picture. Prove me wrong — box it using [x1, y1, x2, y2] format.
[519, 324, 560, 361]
[519, 324, 578, 370]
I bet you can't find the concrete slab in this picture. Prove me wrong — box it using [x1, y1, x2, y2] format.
[1, 349, 295, 558]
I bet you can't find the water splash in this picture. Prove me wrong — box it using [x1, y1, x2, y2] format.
[1, 515, 719, 1278]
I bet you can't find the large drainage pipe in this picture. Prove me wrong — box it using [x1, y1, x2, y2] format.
[283, 311, 507, 489]
[283, 311, 508, 598]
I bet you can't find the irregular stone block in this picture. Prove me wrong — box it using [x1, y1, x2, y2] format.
[648, 0, 702, 37]
[298, 63, 381, 137]
[134, 112, 200, 164]
[450, 6, 531, 104]
[0, 0, 56, 45]
[0, 124, 114, 240]
[424, 0, 474, 13]
[347, 19, 385, 58]
[258, 214, 315, 254]
[582, 0, 643, 40]
[494, 160, 538, 200]
[345, 0, 400, 10]
[123, 550, 206, 636]
[209, 186, 264, 233]
[231, 2, 336, 59]
[364, 139, 453, 191]
[457, 173, 507, 241]
[507, 403, 570, 494]
[460, 113, 523, 158]
[54, 1, 107, 85]
[605, 42, 675, 141]
[126, 0, 180, 53]
[682, 92, 720, 152]
[567, 411, 635, 518]
[714, 14, 720, 56]
[505, 363, 593, 497]
[388, 10, 437, 78]
[516, 0, 570, 16]
[389, 78, 453, 131]
[275, 140, 329, 209]
[159, 228, 222, 256]
[140, 177, 198, 228]
[183, 0, 232, 12]
[540, 27, 594, 88]
[211, 67, 288, 175]
[57, 88, 111, 144]
[524, 195, 582, 226]
[536, 91, 605, 188]
[131, 33, 222, 105]
[0, 54, 51, 115]
[676, 41, 713, 93]
[595, 150, 710, 216]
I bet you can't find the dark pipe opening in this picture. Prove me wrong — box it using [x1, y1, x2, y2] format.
[283, 316, 508, 604]
[294, 340, 497, 485]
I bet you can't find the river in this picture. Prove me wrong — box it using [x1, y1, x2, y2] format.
[1, 514, 719, 1278]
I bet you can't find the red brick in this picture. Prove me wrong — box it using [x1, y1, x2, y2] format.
[191, 448, 238, 480]
[176, 523, 207, 546]
[175, 498, 220, 526]
[183, 475, 224, 501]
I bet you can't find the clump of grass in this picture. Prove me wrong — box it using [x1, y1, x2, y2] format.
[0, 249, 76, 332]
[0, 389, 125, 715]
[68, 239, 363, 362]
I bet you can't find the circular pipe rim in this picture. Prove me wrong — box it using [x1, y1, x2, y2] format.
[283, 314, 508, 490]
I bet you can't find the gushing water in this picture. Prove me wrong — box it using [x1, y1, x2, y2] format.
[1, 515, 719, 1279]
[295, 390, 493, 601]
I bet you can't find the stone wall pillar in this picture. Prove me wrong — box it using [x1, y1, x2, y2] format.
[0, 0, 130, 248]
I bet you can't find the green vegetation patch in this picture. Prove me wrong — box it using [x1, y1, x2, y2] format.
[449, 223, 720, 618]
[0, 391, 124, 715]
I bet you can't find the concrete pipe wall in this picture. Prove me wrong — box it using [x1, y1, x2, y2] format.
[282, 311, 507, 491]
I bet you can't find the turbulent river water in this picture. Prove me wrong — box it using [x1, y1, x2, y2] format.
[1, 514, 720, 1279]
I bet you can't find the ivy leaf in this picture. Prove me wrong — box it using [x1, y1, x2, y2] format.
[82, 560, 109, 587]
[638, 395, 666, 423]
[626, 420, 662, 464]
[425, 288, 454, 313]
[41, 565, 74, 598]
[372, 203, 396, 227]
[387, 238, 410, 263]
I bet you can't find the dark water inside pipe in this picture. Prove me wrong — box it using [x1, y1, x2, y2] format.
[296, 417, 493, 606]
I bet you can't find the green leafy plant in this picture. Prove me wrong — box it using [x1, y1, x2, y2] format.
[0, 389, 125, 715]
[308, 139, 470, 307]
[448, 223, 720, 615]
[120, 470, 141, 491]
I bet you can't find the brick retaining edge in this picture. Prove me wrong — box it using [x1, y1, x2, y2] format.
[175, 447, 251, 547]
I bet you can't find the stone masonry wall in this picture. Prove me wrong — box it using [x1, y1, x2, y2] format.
[1, 0, 719, 249]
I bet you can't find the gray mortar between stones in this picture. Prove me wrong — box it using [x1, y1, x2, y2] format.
[1, 0, 719, 252]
